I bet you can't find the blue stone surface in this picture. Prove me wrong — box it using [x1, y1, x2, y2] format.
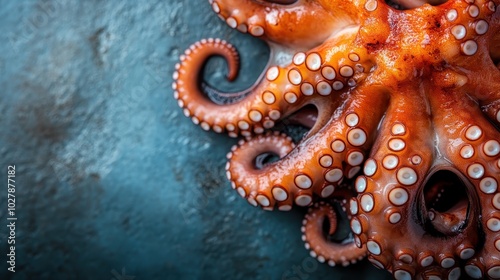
[0, 1, 391, 279]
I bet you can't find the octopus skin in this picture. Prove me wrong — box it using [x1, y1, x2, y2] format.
[172, 0, 500, 279]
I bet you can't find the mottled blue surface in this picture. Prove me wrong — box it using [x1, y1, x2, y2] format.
[0, 1, 391, 279]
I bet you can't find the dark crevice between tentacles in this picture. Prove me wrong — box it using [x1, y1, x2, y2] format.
[275, 104, 319, 143]
[254, 152, 281, 169]
[490, 35, 500, 70]
[323, 200, 355, 244]
[416, 168, 476, 238]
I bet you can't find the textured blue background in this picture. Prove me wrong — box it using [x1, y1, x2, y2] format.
[0, 1, 391, 279]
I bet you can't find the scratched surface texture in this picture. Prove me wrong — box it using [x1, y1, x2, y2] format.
[0, 1, 390, 279]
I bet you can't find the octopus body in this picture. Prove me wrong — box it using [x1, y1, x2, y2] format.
[172, 0, 500, 279]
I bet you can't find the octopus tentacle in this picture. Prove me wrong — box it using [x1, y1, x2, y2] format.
[303, 197, 367, 267]
[227, 85, 389, 210]
[429, 87, 500, 279]
[354, 81, 499, 278]
[207, 0, 357, 49]
[173, 38, 302, 137]
[173, 33, 375, 138]
[351, 85, 476, 279]
[225, 131, 295, 210]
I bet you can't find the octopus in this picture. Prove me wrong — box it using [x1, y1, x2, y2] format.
[172, 0, 500, 279]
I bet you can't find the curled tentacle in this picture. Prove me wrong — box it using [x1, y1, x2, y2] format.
[173, 33, 375, 137]
[173, 38, 303, 137]
[208, 0, 358, 49]
[226, 131, 295, 210]
[302, 196, 367, 267]
[227, 85, 389, 210]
